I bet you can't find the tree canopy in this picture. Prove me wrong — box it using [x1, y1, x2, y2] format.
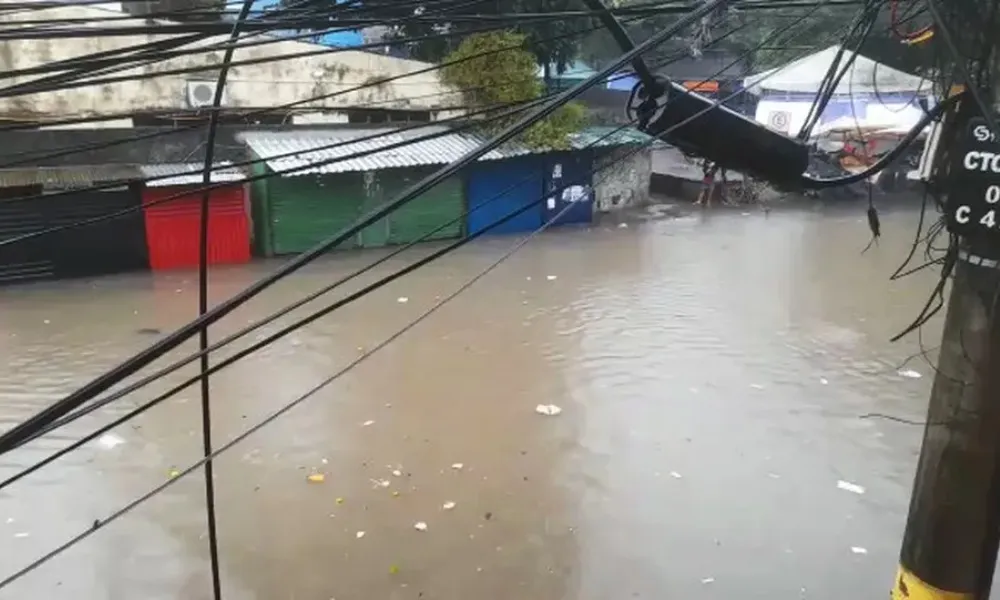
[441, 30, 586, 149]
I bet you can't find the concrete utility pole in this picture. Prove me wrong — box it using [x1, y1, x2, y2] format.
[891, 90, 1000, 599]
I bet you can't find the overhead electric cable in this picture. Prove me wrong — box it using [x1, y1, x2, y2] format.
[0, 0, 729, 455]
[2, 3, 852, 458]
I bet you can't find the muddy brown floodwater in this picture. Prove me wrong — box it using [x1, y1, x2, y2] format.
[0, 202, 950, 600]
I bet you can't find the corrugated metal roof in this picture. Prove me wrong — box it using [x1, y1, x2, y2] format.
[238, 125, 655, 178]
[239, 126, 517, 176]
[0, 164, 143, 189]
[140, 162, 247, 187]
[568, 126, 657, 149]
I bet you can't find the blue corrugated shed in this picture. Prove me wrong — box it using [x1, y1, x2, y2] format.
[466, 158, 545, 236]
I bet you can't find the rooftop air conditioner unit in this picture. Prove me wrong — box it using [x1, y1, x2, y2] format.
[186, 81, 226, 108]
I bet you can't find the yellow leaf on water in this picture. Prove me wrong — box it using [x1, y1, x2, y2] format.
[168, 468, 180, 479]
[389, 564, 400, 575]
[307, 473, 325, 483]
[336, 497, 345, 504]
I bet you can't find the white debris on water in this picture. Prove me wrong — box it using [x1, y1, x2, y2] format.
[898, 369, 922, 379]
[414, 522, 428, 531]
[397, 297, 409, 303]
[442, 501, 456, 510]
[749, 384, 765, 390]
[546, 275, 558, 281]
[837, 480, 866, 495]
[391, 469, 402, 477]
[356, 531, 365, 539]
[820, 377, 829, 385]
[851, 546, 868, 554]
[670, 471, 683, 479]
[362, 420, 375, 427]
[451, 463, 464, 470]
[535, 404, 562, 416]
[96, 433, 125, 450]
[701, 577, 715, 584]
[13, 532, 29, 539]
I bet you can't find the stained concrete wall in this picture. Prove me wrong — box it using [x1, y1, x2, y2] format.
[0, 3, 460, 120]
[594, 146, 651, 213]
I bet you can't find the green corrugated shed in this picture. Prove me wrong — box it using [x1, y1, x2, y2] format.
[267, 172, 364, 256]
[382, 168, 464, 246]
[243, 131, 467, 256]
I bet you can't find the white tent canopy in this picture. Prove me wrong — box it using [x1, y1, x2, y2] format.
[744, 45, 931, 96]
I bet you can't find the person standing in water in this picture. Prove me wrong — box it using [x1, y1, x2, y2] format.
[696, 161, 719, 206]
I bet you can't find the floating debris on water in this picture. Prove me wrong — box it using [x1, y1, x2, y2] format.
[851, 546, 868, 554]
[820, 377, 829, 385]
[701, 578, 715, 584]
[546, 275, 558, 281]
[371, 478, 390, 489]
[336, 497, 345, 505]
[391, 469, 402, 477]
[898, 369, 922, 379]
[670, 471, 683, 479]
[96, 433, 125, 450]
[442, 501, 456, 510]
[307, 473, 326, 484]
[535, 404, 562, 416]
[397, 297, 409, 304]
[837, 480, 866, 495]
[168, 468, 181, 479]
[13, 532, 29, 539]
[362, 420, 375, 427]
[356, 531, 365, 539]
[414, 522, 428, 532]
[749, 384, 765, 390]
[451, 463, 464, 470]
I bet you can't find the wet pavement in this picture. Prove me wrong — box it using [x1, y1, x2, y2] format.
[0, 201, 943, 599]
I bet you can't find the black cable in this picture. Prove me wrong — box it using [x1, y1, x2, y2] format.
[196, 1, 254, 597]
[9, 124, 629, 479]
[0, 93, 578, 248]
[0, 9, 736, 244]
[925, 0, 1000, 136]
[12, 11, 857, 452]
[0, 0, 500, 97]
[0, 170, 588, 591]
[797, 1, 880, 140]
[0, 7, 640, 172]
[0, 108, 666, 586]
[799, 91, 964, 189]
[0, 0, 728, 455]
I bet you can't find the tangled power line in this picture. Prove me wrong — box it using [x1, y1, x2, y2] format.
[0, 0, 967, 595]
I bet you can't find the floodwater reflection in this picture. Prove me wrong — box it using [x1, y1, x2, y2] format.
[0, 205, 942, 599]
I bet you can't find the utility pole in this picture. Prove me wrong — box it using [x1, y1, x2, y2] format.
[891, 90, 1000, 599]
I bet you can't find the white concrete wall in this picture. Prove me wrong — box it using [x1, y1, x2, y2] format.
[0, 2, 461, 120]
[594, 147, 651, 213]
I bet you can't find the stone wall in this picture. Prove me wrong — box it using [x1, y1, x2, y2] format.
[593, 146, 651, 213]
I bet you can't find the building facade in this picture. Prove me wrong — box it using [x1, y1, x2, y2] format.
[0, 2, 460, 125]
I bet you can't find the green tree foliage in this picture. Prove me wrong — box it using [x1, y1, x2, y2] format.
[441, 31, 586, 149]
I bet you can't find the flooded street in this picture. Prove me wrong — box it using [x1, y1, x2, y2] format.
[0, 202, 942, 600]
